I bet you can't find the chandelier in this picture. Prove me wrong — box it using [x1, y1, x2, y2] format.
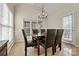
[38, 3, 48, 19]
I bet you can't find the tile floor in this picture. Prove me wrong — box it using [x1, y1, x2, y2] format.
[8, 42, 79, 56]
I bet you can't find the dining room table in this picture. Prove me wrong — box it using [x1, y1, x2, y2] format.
[32, 32, 46, 55]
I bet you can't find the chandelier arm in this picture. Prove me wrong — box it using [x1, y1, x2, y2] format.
[38, 3, 48, 19]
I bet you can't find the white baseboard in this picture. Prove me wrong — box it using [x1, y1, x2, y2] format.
[74, 44, 79, 47]
[8, 40, 14, 53]
[63, 40, 79, 47]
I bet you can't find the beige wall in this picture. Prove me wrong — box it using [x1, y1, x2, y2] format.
[47, 4, 79, 46]
[14, 4, 79, 46]
[7, 4, 15, 14]
[47, 4, 78, 29]
[15, 4, 41, 43]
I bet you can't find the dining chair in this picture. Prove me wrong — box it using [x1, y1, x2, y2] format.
[41, 29, 45, 33]
[38, 29, 46, 42]
[32, 29, 39, 48]
[32, 29, 39, 35]
[39, 29, 57, 56]
[54, 29, 64, 53]
[22, 29, 36, 56]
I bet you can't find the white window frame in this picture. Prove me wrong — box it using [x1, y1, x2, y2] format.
[0, 3, 14, 43]
[62, 12, 77, 45]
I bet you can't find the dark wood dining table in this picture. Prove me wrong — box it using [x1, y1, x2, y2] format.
[32, 34, 46, 55]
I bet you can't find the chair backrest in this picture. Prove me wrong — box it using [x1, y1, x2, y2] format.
[41, 29, 45, 33]
[46, 29, 57, 48]
[55, 29, 64, 45]
[22, 29, 27, 46]
[32, 29, 39, 35]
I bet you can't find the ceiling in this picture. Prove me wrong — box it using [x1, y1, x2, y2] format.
[9, 3, 64, 13]
[8, 3, 79, 14]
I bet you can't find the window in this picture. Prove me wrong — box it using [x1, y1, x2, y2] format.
[0, 3, 14, 42]
[24, 21, 30, 36]
[0, 4, 2, 40]
[9, 10, 13, 27]
[0, 24, 1, 40]
[9, 28, 13, 42]
[63, 14, 73, 41]
[0, 4, 1, 16]
[2, 26, 9, 40]
[2, 4, 9, 25]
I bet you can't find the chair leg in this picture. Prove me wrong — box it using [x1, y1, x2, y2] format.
[59, 43, 61, 51]
[34, 43, 37, 48]
[34, 40, 37, 48]
[37, 40, 40, 56]
[45, 48, 47, 56]
[52, 47, 55, 55]
[25, 47, 27, 56]
[37, 45, 40, 56]
[54, 45, 56, 52]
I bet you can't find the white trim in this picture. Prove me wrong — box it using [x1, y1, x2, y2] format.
[63, 40, 79, 47]
[7, 39, 14, 53]
[74, 44, 79, 47]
